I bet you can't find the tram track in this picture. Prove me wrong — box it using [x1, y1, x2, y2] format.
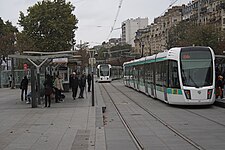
[101, 83, 144, 150]
[184, 108, 225, 128]
[106, 82, 206, 150]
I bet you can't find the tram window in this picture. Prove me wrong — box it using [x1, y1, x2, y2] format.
[150, 63, 154, 83]
[145, 64, 151, 83]
[156, 62, 162, 86]
[168, 60, 180, 88]
[128, 67, 131, 79]
[139, 65, 144, 83]
[162, 61, 168, 87]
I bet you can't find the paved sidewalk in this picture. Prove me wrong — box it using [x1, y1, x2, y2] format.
[0, 85, 106, 150]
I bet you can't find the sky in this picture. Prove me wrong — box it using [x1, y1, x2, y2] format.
[0, 0, 191, 47]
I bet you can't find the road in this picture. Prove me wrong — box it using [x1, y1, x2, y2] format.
[100, 80, 225, 150]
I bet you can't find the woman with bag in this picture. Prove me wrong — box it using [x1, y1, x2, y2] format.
[54, 75, 64, 103]
[44, 74, 53, 107]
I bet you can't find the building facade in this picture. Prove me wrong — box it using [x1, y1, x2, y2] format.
[121, 17, 148, 47]
[134, 6, 183, 55]
[134, 0, 225, 56]
[182, 0, 225, 30]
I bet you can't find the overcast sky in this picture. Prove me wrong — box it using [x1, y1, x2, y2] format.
[0, 0, 191, 47]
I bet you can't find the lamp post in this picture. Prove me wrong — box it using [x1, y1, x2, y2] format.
[88, 50, 97, 106]
[139, 40, 144, 58]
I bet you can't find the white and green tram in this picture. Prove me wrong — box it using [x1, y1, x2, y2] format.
[123, 46, 215, 105]
[97, 64, 123, 82]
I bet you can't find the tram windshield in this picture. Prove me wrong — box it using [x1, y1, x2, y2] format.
[100, 65, 110, 76]
[180, 47, 213, 87]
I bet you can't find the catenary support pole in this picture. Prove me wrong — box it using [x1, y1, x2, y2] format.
[92, 71, 94, 106]
[31, 67, 37, 108]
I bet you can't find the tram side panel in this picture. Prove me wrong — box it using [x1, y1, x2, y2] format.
[123, 46, 215, 105]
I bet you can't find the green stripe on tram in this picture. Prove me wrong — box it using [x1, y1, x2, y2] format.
[125, 57, 167, 67]
[127, 81, 182, 95]
[155, 57, 167, 62]
[167, 88, 182, 95]
[156, 86, 182, 95]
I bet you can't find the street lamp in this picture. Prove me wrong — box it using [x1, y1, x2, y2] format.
[88, 50, 97, 106]
[139, 41, 144, 58]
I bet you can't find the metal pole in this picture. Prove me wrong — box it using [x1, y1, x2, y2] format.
[31, 67, 37, 108]
[37, 67, 41, 105]
[11, 58, 15, 89]
[91, 67, 94, 106]
[141, 43, 144, 58]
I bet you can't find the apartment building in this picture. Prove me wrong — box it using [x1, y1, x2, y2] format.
[121, 17, 148, 47]
[134, 6, 183, 55]
[134, 0, 225, 56]
[182, 0, 225, 29]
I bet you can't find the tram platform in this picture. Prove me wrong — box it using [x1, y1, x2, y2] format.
[215, 98, 225, 108]
[0, 83, 106, 150]
[0, 82, 225, 150]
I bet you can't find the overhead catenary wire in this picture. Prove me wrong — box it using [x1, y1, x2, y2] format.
[106, 0, 124, 41]
[160, 0, 179, 16]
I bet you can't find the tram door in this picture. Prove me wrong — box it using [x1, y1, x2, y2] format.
[131, 67, 135, 89]
[133, 67, 137, 90]
[163, 61, 168, 101]
[144, 64, 148, 94]
[137, 66, 140, 91]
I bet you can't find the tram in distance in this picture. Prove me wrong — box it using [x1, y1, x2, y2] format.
[123, 46, 215, 105]
[97, 64, 123, 82]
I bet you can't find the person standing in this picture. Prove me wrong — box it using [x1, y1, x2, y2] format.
[78, 73, 86, 98]
[69, 72, 79, 100]
[87, 73, 92, 92]
[54, 75, 64, 103]
[44, 74, 53, 107]
[8, 74, 12, 88]
[20, 76, 28, 101]
[216, 75, 224, 99]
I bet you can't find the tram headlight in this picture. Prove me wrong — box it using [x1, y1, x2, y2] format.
[207, 89, 213, 99]
[184, 90, 191, 99]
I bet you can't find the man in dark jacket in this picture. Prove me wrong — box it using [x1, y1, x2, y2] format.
[69, 72, 79, 100]
[78, 73, 86, 98]
[44, 74, 53, 107]
[20, 76, 28, 101]
[87, 73, 92, 92]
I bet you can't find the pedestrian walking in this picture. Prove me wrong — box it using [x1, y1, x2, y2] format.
[20, 76, 28, 101]
[78, 73, 86, 98]
[87, 73, 92, 92]
[69, 72, 79, 100]
[44, 74, 53, 107]
[54, 75, 64, 103]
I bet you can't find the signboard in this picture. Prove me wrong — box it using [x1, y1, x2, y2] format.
[52, 58, 68, 63]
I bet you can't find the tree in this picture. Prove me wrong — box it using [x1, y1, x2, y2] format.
[110, 44, 131, 52]
[95, 46, 108, 60]
[0, 18, 18, 60]
[18, 0, 78, 52]
[167, 21, 225, 54]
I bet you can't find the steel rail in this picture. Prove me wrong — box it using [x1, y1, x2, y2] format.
[101, 84, 144, 150]
[111, 83, 206, 150]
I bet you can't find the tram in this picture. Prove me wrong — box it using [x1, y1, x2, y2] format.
[123, 46, 215, 105]
[97, 64, 123, 82]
